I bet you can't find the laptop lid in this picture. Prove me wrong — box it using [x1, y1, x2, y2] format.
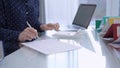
[72, 4, 96, 29]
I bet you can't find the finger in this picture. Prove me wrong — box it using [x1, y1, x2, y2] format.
[25, 30, 38, 39]
[27, 28, 38, 34]
[56, 23, 60, 30]
[24, 32, 34, 40]
[29, 29, 38, 38]
[54, 23, 60, 31]
[19, 32, 33, 41]
[25, 28, 38, 38]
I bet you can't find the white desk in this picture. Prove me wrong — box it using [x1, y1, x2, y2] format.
[0, 27, 120, 68]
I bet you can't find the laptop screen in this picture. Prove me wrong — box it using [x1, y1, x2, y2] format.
[72, 4, 96, 28]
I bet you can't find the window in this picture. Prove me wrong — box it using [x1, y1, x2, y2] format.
[84, 0, 106, 19]
[106, 0, 119, 16]
[45, 0, 79, 25]
[45, 0, 106, 25]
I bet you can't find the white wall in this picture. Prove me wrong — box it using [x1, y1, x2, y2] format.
[78, 0, 88, 4]
[45, 0, 111, 25]
[106, 0, 120, 16]
[45, 0, 79, 25]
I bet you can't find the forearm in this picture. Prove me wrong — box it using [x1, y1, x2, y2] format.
[40, 24, 46, 31]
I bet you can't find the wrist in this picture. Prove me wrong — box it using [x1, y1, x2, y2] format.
[40, 24, 46, 31]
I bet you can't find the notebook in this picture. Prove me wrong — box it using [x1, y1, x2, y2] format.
[60, 4, 96, 31]
[21, 39, 80, 55]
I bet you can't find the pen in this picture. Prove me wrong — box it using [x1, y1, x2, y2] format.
[26, 21, 32, 28]
[26, 21, 39, 39]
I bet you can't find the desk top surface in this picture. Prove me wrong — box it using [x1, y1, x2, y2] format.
[0, 27, 120, 68]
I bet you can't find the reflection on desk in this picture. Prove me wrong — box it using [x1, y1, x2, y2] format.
[0, 27, 120, 68]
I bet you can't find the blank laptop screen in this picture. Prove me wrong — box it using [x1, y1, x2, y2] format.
[72, 4, 96, 29]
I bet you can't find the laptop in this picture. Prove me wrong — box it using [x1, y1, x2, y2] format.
[60, 4, 96, 31]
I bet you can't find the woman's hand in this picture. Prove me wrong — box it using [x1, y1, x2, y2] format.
[18, 27, 38, 42]
[40, 23, 60, 31]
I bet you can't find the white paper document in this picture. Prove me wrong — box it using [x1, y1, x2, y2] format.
[21, 39, 80, 55]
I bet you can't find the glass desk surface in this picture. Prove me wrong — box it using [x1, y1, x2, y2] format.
[0, 27, 120, 68]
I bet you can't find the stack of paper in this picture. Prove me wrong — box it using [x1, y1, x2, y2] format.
[21, 39, 80, 55]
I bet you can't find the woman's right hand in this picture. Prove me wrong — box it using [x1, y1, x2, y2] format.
[18, 27, 38, 42]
